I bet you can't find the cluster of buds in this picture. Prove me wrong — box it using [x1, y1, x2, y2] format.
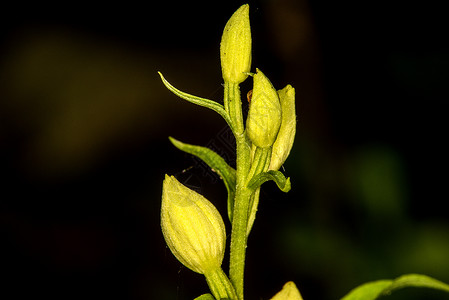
[220, 4, 296, 170]
[160, 4, 297, 300]
[246, 70, 296, 171]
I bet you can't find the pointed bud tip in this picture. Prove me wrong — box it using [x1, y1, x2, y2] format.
[271, 281, 303, 300]
[246, 69, 282, 148]
[220, 4, 252, 83]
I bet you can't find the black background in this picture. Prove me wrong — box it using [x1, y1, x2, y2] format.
[1, 1, 448, 299]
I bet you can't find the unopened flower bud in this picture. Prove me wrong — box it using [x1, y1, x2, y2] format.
[220, 4, 252, 83]
[271, 281, 303, 300]
[246, 69, 282, 148]
[161, 175, 226, 274]
[269, 85, 296, 170]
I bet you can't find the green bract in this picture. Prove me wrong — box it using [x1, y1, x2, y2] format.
[220, 4, 252, 84]
[161, 175, 226, 275]
[246, 69, 282, 148]
[269, 85, 296, 170]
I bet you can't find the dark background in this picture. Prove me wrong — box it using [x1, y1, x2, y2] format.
[1, 1, 448, 299]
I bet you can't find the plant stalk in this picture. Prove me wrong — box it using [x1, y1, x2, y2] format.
[224, 82, 245, 136]
[225, 81, 252, 300]
[229, 147, 252, 300]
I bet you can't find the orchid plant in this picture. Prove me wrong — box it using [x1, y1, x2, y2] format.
[158, 4, 449, 300]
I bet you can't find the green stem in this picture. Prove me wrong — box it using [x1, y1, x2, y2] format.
[224, 80, 252, 300]
[225, 81, 273, 300]
[205, 267, 238, 300]
[224, 82, 244, 135]
[229, 170, 252, 300]
[229, 145, 273, 300]
[246, 187, 260, 236]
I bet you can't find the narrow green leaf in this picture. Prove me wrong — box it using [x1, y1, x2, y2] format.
[246, 170, 291, 192]
[341, 280, 393, 300]
[382, 274, 449, 296]
[158, 72, 233, 130]
[341, 274, 449, 300]
[169, 137, 236, 222]
[194, 293, 216, 300]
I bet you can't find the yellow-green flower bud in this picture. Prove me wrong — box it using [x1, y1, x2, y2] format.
[246, 68, 282, 148]
[270, 281, 303, 300]
[161, 175, 226, 274]
[269, 85, 296, 170]
[220, 4, 251, 83]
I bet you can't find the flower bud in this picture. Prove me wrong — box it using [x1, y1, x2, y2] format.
[270, 281, 303, 300]
[161, 175, 226, 274]
[246, 69, 282, 148]
[220, 4, 252, 83]
[269, 85, 296, 170]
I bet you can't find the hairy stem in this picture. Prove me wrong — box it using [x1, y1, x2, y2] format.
[229, 143, 252, 300]
[224, 82, 244, 136]
[225, 80, 252, 300]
